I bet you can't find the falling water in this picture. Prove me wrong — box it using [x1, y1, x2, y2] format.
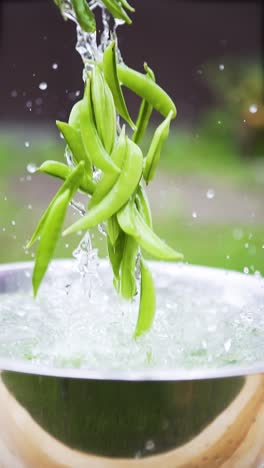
[56, 1, 125, 288]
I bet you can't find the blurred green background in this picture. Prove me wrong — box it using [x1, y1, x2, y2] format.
[0, 1, 263, 276]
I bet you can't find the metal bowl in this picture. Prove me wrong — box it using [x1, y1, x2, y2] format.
[0, 261, 264, 467]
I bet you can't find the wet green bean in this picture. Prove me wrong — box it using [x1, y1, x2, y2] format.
[132, 63, 155, 145]
[134, 257, 156, 338]
[143, 110, 173, 184]
[72, 0, 96, 33]
[63, 138, 143, 235]
[117, 64, 177, 118]
[103, 41, 135, 129]
[32, 189, 70, 297]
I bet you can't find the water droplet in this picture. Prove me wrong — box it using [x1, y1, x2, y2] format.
[28, 204, 32, 210]
[192, 211, 197, 219]
[11, 220, 16, 226]
[244, 243, 249, 249]
[65, 243, 69, 249]
[24, 141, 30, 148]
[11, 90, 17, 98]
[26, 100, 32, 109]
[232, 228, 243, 241]
[145, 440, 155, 451]
[226, 255, 230, 260]
[52, 63, 58, 70]
[26, 175, 32, 181]
[35, 97, 43, 106]
[249, 104, 258, 114]
[224, 339, 231, 352]
[243, 267, 249, 274]
[219, 64, 225, 71]
[75, 90, 80, 97]
[218, 120, 222, 125]
[39, 82, 48, 91]
[206, 189, 215, 200]
[27, 163, 37, 174]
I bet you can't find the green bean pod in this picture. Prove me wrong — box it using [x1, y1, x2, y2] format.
[32, 189, 70, 297]
[117, 64, 177, 119]
[27, 162, 85, 248]
[132, 63, 155, 145]
[117, 198, 183, 261]
[37, 160, 95, 195]
[135, 184, 152, 228]
[107, 230, 125, 282]
[80, 78, 120, 175]
[143, 110, 173, 184]
[62, 138, 143, 236]
[56, 120, 93, 177]
[107, 214, 121, 245]
[119, 234, 138, 300]
[72, 0, 96, 33]
[134, 257, 156, 338]
[103, 41, 135, 129]
[68, 100, 82, 129]
[89, 125, 126, 209]
[91, 65, 116, 154]
[102, 0, 132, 24]
[119, 0, 135, 13]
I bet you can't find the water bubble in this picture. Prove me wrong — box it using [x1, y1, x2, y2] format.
[243, 267, 249, 274]
[24, 141, 30, 148]
[219, 64, 225, 71]
[39, 82, 48, 91]
[52, 63, 58, 70]
[206, 189, 215, 200]
[192, 211, 197, 219]
[27, 163, 37, 174]
[249, 104, 258, 114]
[145, 440, 155, 451]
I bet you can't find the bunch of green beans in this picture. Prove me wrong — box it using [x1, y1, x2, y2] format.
[29, 1, 183, 337]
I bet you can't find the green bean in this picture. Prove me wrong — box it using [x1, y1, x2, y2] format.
[107, 214, 121, 245]
[135, 183, 152, 228]
[32, 189, 70, 297]
[56, 120, 93, 177]
[107, 230, 125, 283]
[27, 162, 85, 249]
[102, 0, 132, 24]
[68, 100, 82, 129]
[143, 110, 173, 184]
[117, 64, 177, 119]
[91, 65, 116, 154]
[103, 41, 135, 129]
[119, 0, 135, 13]
[37, 160, 95, 195]
[132, 63, 155, 145]
[62, 138, 143, 236]
[117, 198, 183, 261]
[134, 257, 156, 338]
[120, 234, 138, 299]
[89, 125, 126, 209]
[80, 77, 120, 174]
[72, 0, 96, 33]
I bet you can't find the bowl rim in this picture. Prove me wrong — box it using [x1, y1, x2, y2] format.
[0, 260, 263, 382]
